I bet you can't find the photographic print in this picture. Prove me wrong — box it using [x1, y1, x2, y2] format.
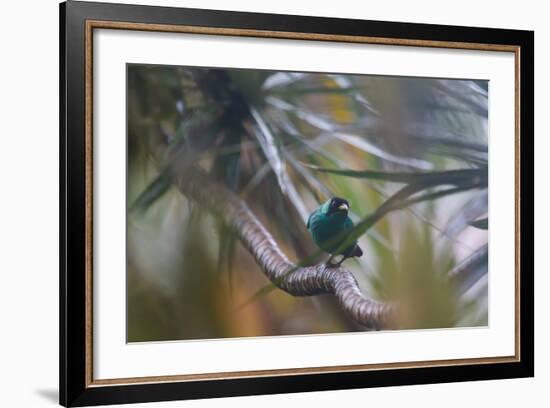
[126, 64, 489, 342]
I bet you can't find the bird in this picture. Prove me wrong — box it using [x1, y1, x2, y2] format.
[306, 197, 363, 266]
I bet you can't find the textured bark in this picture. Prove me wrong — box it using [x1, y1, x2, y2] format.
[173, 168, 396, 329]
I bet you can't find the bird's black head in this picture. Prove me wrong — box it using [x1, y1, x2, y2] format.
[324, 197, 350, 216]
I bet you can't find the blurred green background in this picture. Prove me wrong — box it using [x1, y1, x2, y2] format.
[127, 64, 489, 342]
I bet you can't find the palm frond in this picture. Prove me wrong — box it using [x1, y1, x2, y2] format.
[327, 73, 380, 115]
[249, 107, 309, 223]
[262, 72, 309, 90]
[468, 218, 488, 230]
[302, 163, 487, 186]
[333, 132, 434, 169]
[129, 167, 173, 214]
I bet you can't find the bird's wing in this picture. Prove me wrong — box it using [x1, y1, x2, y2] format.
[343, 216, 354, 231]
[306, 211, 314, 229]
[344, 217, 363, 257]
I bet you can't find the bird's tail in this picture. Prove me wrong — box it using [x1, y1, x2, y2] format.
[352, 245, 363, 258]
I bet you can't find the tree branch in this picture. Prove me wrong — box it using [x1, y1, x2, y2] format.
[171, 166, 396, 329]
[138, 137, 486, 330]
[164, 157, 486, 329]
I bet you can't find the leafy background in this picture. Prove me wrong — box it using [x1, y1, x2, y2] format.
[127, 64, 488, 342]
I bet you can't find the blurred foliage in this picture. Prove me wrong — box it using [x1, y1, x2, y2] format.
[127, 64, 488, 342]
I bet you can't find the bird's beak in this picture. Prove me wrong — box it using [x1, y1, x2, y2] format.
[338, 203, 349, 211]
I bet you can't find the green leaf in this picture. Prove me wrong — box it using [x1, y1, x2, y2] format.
[468, 218, 488, 230]
[129, 168, 172, 214]
[303, 163, 487, 187]
[216, 221, 238, 296]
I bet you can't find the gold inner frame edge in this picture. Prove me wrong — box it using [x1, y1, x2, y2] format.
[84, 19, 522, 388]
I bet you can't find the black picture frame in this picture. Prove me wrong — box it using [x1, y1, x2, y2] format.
[60, 1, 534, 406]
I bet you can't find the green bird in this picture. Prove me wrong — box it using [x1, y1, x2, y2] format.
[306, 197, 363, 266]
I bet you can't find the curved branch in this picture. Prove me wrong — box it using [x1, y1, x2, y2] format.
[172, 167, 396, 329]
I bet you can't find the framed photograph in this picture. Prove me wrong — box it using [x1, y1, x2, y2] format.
[60, 1, 534, 406]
